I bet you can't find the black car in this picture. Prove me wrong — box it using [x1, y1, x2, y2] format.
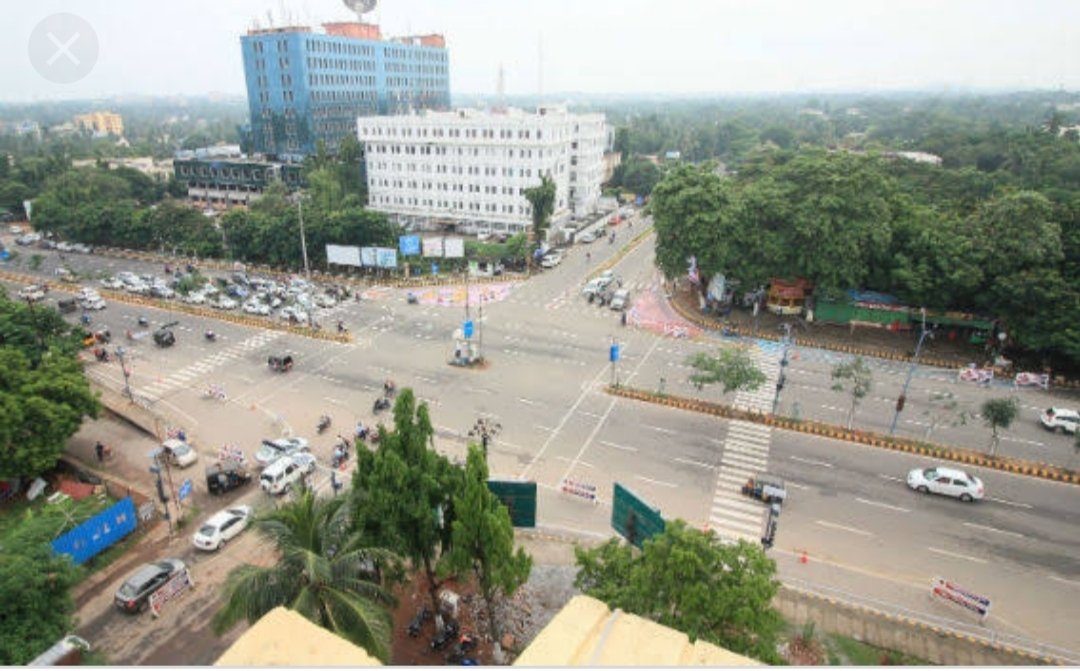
[206, 460, 251, 495]
[114, 558, 186, 613]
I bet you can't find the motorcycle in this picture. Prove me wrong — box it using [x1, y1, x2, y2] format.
[317, 415, 332, 434]
[93, 348, 110, 363]
[373, 396, 391, 414]
[407, 607, 433, 638]
[383, 380, 397, 397]
[331, 444, 350, 469]
[446, 633, 478, 664]
[138, 316, 149, 327]
[204, 330, 216, 342]
[430, 619, 460, 651]
[336, 321, 348, 334]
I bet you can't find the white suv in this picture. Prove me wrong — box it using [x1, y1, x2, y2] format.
[1040, 407, 1079, 434]
[907, 466, 984, 502]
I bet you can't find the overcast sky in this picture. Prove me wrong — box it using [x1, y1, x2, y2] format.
[4, 0, 1080, 102]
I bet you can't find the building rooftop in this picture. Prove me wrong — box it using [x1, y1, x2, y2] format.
[214, 607, 381, 667]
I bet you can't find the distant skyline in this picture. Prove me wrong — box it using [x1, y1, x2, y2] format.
[3, 0, 1080, 103]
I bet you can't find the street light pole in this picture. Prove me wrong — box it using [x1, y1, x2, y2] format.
[115, 345, 134, 400]
[297, 197, 311, 279]
[889, 308, 930, 436]
[772, 323, 792, 414]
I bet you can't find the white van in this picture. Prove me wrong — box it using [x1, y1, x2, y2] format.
[260, 453, 316, 496]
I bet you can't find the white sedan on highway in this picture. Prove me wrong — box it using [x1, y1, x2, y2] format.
[192, 505, 253, 551]
[906, 466, 984, 502]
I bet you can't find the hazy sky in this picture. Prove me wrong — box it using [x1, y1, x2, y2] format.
[4, 0, 1080, 102]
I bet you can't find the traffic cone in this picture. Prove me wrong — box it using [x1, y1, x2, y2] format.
[799, 551, 809, 565]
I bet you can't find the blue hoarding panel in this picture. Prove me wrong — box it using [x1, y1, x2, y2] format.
[51, 497, 138, 565]
[399, 235, 421, 256]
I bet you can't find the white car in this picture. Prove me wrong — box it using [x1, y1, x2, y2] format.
[255, 437, 310, 468]
[126, 282, 150, 295]
[192, 506, 252, 551]
[116, 272, 140, 285]
[577, 231, 597, 244]
[18, 285, 46, 302]
[540, 251, 563, 268]
[243, 301, 271, 316]
[212, 296, 238, 310]
[315, 294, 337, 308]
[161, 439, 198, 468]
[181, 291, 207, 305]
[906, 466, 984, 502]
[279, 307, 309, 323]
[101, 277, 126, 290]
[1040, 407, 1079, 434]
[80, 297, 107, 311]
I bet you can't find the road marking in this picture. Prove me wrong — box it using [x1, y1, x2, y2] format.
[578, 410, 603, 420]
[1000, 436, 1045, 447]
[878, 474, 904, 483]
[1050, 575, 1080, 589]
[674, 456, 716, 470]
[791, 455, 834, 468]
[927, 547, 988, 564]
[963, 522, 1025, 539]
[533, 425, 554, 432]
[517, 397, 539, 406]
[855, 497, 910, 513]
[636, 475, 678, 488]
[646, 425, 678, 435]
[785, 481, 809, 490]
[464, 386, 493, 395]
[986, 496, 1033, 509]
[815, 520, 873, 537]
[599, 440, 638, 453]
[556, 455, 593, 468]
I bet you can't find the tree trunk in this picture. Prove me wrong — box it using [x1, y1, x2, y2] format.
[848, 398, 857, 430]
[423, 556, 442, 623]
[480, 579, 500, 644]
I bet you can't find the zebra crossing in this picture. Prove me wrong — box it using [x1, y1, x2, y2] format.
[141, 330, 283, 400]
[733, 347, 781, 413]
[708, 420, 773, 542]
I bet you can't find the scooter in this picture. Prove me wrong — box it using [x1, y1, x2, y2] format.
[407, 607, 433, 637]
[373, 396, 391, 414]
[430, 619, 460, 651]
[204, 330, 216, 342]
[331, 445, 350, 469]
[317, 415, 332, 434]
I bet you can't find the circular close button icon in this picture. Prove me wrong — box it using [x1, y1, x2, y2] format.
[28, 13, 99, 84]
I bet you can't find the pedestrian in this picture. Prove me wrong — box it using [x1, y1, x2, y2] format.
[95, 441, 105, 463]
[177, 429, 187, 442]
[621, 311, 628, 327]
[331, 472, 342, 496]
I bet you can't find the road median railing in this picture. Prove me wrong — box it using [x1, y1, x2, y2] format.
[604, 384, 1080, 486]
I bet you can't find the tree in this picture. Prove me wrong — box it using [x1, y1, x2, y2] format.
[574, 521, 783, 663]
[213, 488, 400, 662]
[920, 390, 970, 441]
[440, 445, 532, 643]
[350, 389, 460, 622]
[523, 174, 556, 266]
[831, 357, 873, 429]
[980, 397, 1019, 456]
[686, 347, 766, 395]
[620, 158, 662, 197]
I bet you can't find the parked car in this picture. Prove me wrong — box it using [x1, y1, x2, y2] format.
[254, 437, 310, 467]
[540, 251, 563, 268]
[192, 505, 253, 551]
[114, 558, 186, 613]
[206, 460, 252, 495]
[243, 300, 271, 316]
[101, 277, 125, 289]
[906, 466, 984, 502]
[1040, 407, 1079, 434]
[57, 297, 78, 313]
[212, 296, 238, 310]
[577, 231, 597, 244]
[160, 439, 198, 468]
[260, 453, 317, 495]
[150, 285, 175, 299]
[610, 288, 631, 311]
[18, 285, 46, 302]
[181, 291, 207, 305]
[80, 296, 107, 311]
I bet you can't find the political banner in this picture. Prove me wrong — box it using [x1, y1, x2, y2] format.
[149, 568, 195, 618]
[958, 365, 994, 385]
[423, 236, 444, 257]
[360, 247, 377, 267]
[444, 237, 465, 258]
[375, 247, 398, 269]
[326, 244, 361, 267]
[1014, 372, 1050, 389]
[931, 577, 991, 620]
[399, 235, 421, 256]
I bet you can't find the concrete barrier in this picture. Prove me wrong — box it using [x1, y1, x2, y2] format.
[775, 585, 1066, 665]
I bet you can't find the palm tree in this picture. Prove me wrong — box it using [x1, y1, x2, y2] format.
[212, 488, 401, 662]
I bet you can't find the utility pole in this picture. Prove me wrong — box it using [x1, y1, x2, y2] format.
[297, 197, 311, 278]
[478, 294, 484, 362]
[889, 308, 930, 435]
[23, 296, 46, 352]
[115, 345, 134, 400]
[772, 323, 792, 414]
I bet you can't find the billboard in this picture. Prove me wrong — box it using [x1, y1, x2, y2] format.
[326, 244, 361, 266]
[399, 235, 421, 256]
[360, 247, 377, 267]
[422, 236, 444, 257]
[444, 237, 465, 258]
[375, 247, 398, 268]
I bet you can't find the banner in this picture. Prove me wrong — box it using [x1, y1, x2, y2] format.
[443, 237, 465, 258]
[375, 247, 398, 269]
[958, 365, 994, 385]
[360, 247, 377, 267]
[326, 244, 361, 267]
[23, 199, 32, 221]
[1014, 372, 1050, 389]
[931, 577, 991, 620]
[399, 235, 421, 256]
[149, 568, 195, 618]
[422, 236, 444, 258]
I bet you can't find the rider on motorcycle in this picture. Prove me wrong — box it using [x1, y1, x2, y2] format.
[205, 330, 216, 341]
[384, 378, 396, 396]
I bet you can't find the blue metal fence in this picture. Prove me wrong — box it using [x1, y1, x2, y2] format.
[51, 497, 138, 565]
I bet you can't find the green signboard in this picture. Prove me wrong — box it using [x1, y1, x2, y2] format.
[487, 480, 537, 528]
[611, 483, 665, 549]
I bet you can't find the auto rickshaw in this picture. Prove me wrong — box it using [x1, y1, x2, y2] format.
[206, 460, 251, 495]
[268, 354, 294, 372]
[741, 473, 787, 504]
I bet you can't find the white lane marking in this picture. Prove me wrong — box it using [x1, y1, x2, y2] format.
[986, 496, 1033, 510]
[878, 474, 904, 483]
[675, 456, 716, 470]
[556, 456, 593, 469]
[578, 410, 604, 420]
[533, 425, 554, 432]
[646, 425, 678, 435]
[464, 386, 493, 395]
[791, 455, 834, 469]
[963, 522, 1025, 539]
[517, 397, 539, 406]
[927, 547, 988, 564]
[855, 497, 910, 513]
[636, 475, 678, 488]
[786, 481, 809, 490]
[815, 520, 873, 537]
[1050, 575, 1080, 589]
[599, 440, 638, 453]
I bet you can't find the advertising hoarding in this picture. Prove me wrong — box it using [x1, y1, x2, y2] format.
[444, 237, 465, 258]
[422, 236, 444, 257]
[326, 244, 361, 266]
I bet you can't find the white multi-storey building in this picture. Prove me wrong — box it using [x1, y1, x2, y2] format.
[357, 105, 607, 237]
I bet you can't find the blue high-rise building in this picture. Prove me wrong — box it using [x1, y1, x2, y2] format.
[241, 22, 450, 160]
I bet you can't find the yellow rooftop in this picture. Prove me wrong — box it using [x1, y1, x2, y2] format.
[214, 606, 381, 667]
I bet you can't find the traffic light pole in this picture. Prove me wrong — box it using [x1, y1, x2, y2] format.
[889, 309, 930, 436]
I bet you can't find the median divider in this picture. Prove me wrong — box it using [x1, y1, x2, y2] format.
[587, 226, 654, 281]
[604, 384, 1080, 486]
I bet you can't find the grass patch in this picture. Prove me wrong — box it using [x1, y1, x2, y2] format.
[823, 633, 932, 666]
[77, 525, 151, 583]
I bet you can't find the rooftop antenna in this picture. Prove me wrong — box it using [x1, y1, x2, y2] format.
[342, 0, 378, 20]
[497, 63, 506, 111]
[538, 33, 544, 101]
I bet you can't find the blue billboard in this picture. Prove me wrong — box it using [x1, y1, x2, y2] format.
[51, 497, 139, 565]
[399, 235, 421, 256]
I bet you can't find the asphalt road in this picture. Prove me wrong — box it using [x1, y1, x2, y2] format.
[4, 218, 1080, 659]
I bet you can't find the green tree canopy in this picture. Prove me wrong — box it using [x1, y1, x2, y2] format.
[686, 347, 767, 395]
[524, 174, 556, 248]
[574, 521, 784, 663]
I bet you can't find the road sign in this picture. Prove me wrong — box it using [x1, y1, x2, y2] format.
[463, 320, 474, 339]
[609, 343, 620, 363]
[178, 479, 193, 502]
[487, 480, 537, 528]
[611, 483, 665, 549]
